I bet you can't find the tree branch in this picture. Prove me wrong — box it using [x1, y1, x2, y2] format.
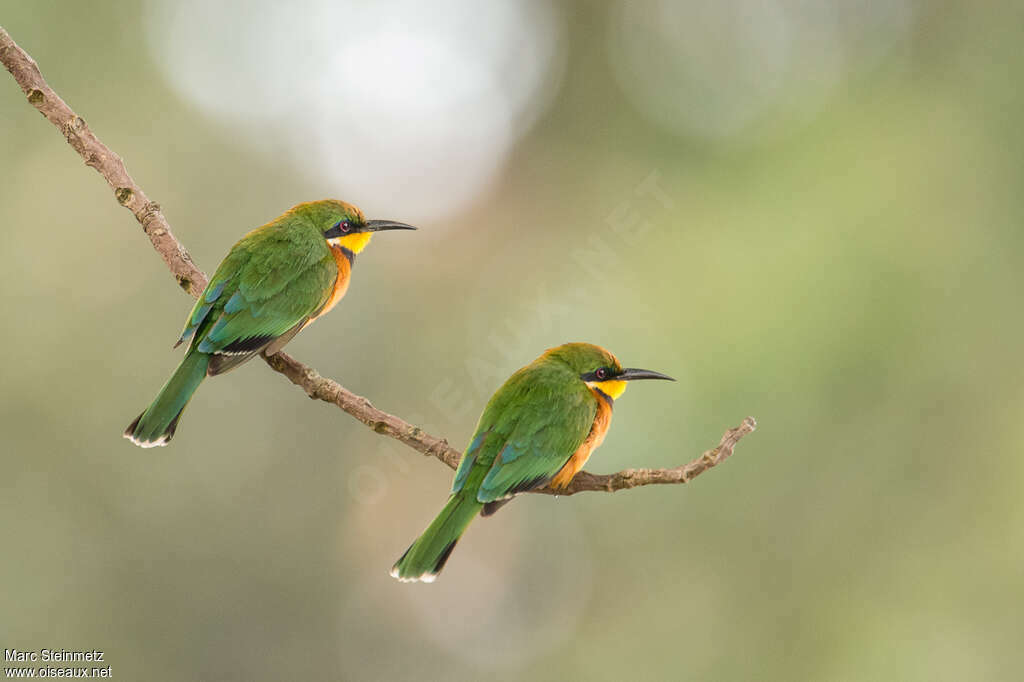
[1, 26, 756, 495]
[0, 28, 206, 297]
[265, 351, 756, 495]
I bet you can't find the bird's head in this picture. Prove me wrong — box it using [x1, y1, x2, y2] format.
[300, 200, 416, 255]
[543, 342, 675, 402]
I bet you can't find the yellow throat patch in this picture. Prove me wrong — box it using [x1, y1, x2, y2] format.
[587, 379, 628, 401]
[330, 231, 373, 254]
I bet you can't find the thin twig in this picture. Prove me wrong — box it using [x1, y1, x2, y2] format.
[1, 26, 755, 494]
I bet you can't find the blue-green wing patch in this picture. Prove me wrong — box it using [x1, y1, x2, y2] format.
[174, 226, 337, 367]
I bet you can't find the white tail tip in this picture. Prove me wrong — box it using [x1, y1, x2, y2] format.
[389, 567, 437, 583]
[123, 432, 170, 448]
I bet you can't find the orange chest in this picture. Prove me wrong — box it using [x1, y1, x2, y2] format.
[549, 393, 613, 489]
[310, 246, 352, 322]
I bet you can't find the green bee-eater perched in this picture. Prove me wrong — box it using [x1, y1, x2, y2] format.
[124, 200, 415, 447]
[391, 342, 674, 582]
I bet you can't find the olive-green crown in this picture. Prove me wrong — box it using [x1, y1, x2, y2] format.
[542, 342, 622, 375]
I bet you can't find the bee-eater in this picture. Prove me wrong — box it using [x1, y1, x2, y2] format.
[124, 199, 415, 447]
[391, 342, 674, 582]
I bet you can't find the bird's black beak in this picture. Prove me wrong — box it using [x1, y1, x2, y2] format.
[618, 368, 676, 382]
[364, 219, 417, 232]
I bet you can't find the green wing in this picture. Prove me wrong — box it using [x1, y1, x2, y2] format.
[452, 365, 597, 503]
[177, 226, 337, 373]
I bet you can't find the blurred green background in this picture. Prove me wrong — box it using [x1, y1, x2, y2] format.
[3, 1, 1023, 680]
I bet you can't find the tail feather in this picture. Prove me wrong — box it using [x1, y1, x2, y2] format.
[124, 351, 209, 447]
[391, 493, 482, 583]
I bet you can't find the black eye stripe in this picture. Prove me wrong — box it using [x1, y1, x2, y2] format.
[327, 220, 353, 238]
[581, 367, 614, 382]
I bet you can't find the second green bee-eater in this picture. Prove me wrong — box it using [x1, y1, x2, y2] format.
[124, 199, 415, 447]
[391, 342, 674, 582]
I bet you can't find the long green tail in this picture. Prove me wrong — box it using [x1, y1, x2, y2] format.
[391, 493, 483, 582]
[124, 351, 209, 448]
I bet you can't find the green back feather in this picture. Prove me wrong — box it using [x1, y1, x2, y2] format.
[454, 360, 598, 502]
[180, 215, 338, 360]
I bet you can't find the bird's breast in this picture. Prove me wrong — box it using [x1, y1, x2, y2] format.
[549, 392, 613, 489]
[309, 245, 352, 322]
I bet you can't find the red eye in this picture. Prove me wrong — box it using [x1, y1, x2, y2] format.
[340, 221, 351, 233]
[595, 368, 608, 380]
